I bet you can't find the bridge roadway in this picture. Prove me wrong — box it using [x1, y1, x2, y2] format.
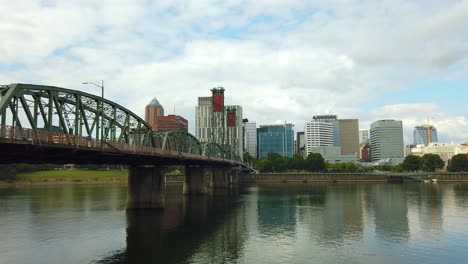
[0, 83, 251, 209]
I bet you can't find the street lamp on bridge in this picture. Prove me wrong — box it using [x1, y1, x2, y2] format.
[82, 80, 104, 151]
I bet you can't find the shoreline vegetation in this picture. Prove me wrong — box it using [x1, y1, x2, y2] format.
[1, 170, 128, 185]
[2, 169, 468, 186]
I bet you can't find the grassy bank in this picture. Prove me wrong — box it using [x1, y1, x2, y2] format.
[15, 170, 128, 183]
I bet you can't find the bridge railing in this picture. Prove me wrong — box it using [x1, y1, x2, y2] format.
[0, 125, 238, 164]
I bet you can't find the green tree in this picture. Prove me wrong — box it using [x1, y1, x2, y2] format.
[256, 158, 273, 172]
[306, 153, 325, 172]
[243, 152, 256, 167]
[402, 155, 422, 172]
[344, 162, 357, 173]
[265, 152, 288, 172]
[447, 154, 468, 172]
[392, 164, 404, 172]
[421, 153, 445, 172]
[289, 154, 306, 171]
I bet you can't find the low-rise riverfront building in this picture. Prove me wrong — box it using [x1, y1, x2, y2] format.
[410, 143, 468, 164]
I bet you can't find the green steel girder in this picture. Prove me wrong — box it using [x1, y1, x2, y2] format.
[0, 83, 155, 147]
[222, 144, 232, 160]
[0, 83, 245, 164]
[201, 142, 224, 159]
[153, 130, 202, 155]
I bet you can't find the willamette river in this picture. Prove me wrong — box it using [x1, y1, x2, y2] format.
[1, 182, 468, 264]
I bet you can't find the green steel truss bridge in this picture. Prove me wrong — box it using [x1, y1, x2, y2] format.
[0, 83, 245, 167]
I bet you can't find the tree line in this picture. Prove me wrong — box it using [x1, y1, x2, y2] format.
[255, 152, 372, 173]
[402, 153, 468, 172]
[254, 152, 468, 173]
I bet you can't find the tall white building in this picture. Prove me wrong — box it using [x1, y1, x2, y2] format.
[304, 121, 333, 155]
[244, 122, 257, 158]
[195, 96, 212, 143]
[370, 120, 404, 162]
[195, 96, 243, 157]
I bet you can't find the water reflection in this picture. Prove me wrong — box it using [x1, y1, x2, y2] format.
[98, 187, 247, 264]
[0, 184, 128, 264]
[3, 183, 468, 264]
[370, 184, 409, 243]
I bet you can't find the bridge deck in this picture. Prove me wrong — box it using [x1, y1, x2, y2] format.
[0, 125, 243, 166]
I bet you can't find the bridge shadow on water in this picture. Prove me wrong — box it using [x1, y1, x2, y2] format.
[95, 186, 248, 264]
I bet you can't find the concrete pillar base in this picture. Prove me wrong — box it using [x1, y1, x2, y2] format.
[183, 165, 207, 195]
[127, 165, 165, 209]
[211, 167, 228, 188]
[229, 169, 239, 185]
[0, 164, 16, 180]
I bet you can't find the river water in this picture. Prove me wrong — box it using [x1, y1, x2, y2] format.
[1, 182, 468, 264]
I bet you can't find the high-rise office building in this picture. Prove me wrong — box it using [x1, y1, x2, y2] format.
[339, 119, 359, 155]
[296, 131, 305, 156]
[370, 120, 404, 162]
[313, 115, 340, 146]
[257, 124, 294, 159]
[311, 115, 359, 154]
[195, 96, 212, 143]
[244, 122, 257, 158]
[414, 125, 438, 146]
[145, 98, 188, 132]
[359, 129, 369, 143]
[195, 95, 243, 157]
[304, 121, 333, 155]
[226, 105, 243, 157]
[145, 97, 164, 130]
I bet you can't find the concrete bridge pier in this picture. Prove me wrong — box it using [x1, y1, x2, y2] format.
[0, 165, 16, 180]
[127, 165, 165, 209]
[183, 165, 207, 195]
[229, 169, 239, 185]
[211, 166, 228, 188]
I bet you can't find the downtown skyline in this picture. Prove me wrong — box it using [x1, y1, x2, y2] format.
[1, 0, 467, 145]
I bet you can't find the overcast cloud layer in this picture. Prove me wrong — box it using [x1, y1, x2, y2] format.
[1, 0, 467, 145]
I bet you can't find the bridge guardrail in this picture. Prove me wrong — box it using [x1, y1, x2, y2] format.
[0, 125, 241, 165]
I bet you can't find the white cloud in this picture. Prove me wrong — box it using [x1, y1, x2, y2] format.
[364, 103, 468, 145]
[0, 0, 467, 143]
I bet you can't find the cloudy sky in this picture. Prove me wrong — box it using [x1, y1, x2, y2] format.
[1, 0, 467, 145]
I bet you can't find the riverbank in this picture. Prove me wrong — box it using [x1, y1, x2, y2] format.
[241, 172, 468, 183]
[0, 170, 189, 186]
[0, 170, 128, 186]
[4, 170, 468, 186]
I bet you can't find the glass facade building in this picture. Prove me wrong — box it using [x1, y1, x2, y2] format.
[257, 124, 294, 159]
[414, 125, 438, 146]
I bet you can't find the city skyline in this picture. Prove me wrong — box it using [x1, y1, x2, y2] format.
[1, 1, 467, 145]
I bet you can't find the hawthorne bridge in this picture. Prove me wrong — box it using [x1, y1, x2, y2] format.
[0, 83, 250, 208]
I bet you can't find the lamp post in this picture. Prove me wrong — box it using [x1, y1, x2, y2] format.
[82, 80, 104, 150]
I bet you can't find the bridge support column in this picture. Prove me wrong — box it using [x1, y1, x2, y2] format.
[127, 165, 164, 209]
[0, 164, 16, 180]
[183, 165, 207, 195]
[211, 166, 228, 188]
[229, 169, 239, 185]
